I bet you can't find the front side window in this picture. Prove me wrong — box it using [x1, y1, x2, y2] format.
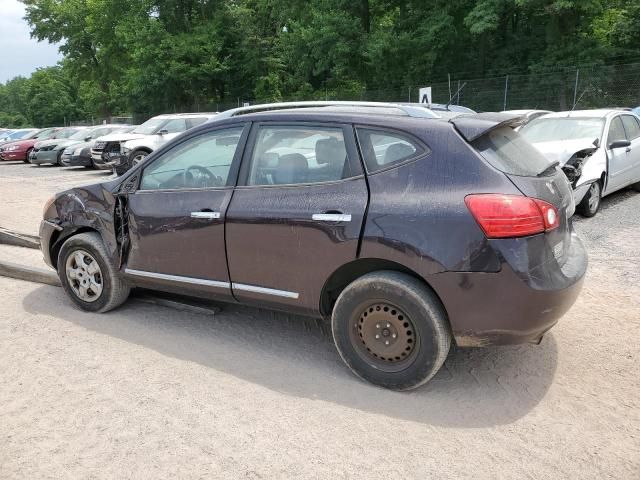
[162, 118, 188, 134]
[357, 128, 425, 173]
[608, 117, 627, 144]
[247, 126, 351, 186]
[621, 115, 640, 140]
[140, 127, 243, 191]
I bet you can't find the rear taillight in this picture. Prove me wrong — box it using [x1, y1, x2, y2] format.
[465, 194, 559, 239]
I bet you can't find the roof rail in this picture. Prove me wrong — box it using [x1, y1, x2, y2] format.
[213, 101, 441, 120]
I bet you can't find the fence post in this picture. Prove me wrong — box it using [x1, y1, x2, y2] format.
[448, 74, 452, 102]
[573, 69, 580, 109]
[503, 75, 509, 111]
[408, 86, 411, 103]
[456, 80, 461, 105]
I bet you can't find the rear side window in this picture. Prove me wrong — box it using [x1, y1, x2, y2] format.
[621, 115, 640, 140]
[247, 126, 352, 186]
[356, 128, 425, 173]
[189, 117, 208, 128]
[473, 127, 553, 176]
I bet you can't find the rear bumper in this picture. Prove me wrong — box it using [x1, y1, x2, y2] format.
[430, 232, 587, 346]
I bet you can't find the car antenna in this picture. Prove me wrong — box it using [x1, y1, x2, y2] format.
[571, 88, 588, 111]
[446, 82, 467, 111]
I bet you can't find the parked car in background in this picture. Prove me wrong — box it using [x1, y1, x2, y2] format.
[60, 125, 134, 168]
[633, 106, 640, 117]
[91, 113, 217, 175]
[503, 109, 553, 129]
[520, 109, 640, 216]
[29, 127, 90, 166]
[40, 104, 586, 390]
[0, 129, 16, 140]
[0, 128, 38, 145]
[0, 127, 61, 162]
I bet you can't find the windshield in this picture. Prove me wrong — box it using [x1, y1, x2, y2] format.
[6, 129, 36, 140]
[520, 117, 605, 143]
[473, 126, 554, 176]
[57, 128, 81, 139]
[132, 118, 166, 135]
[69, 129, 91, 140]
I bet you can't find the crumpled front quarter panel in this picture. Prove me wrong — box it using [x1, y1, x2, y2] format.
[55, 183, 119, 259]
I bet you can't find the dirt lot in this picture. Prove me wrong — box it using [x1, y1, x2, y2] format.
[0, 161, 638, 479]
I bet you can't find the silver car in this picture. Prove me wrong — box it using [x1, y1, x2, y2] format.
[520, 109, 640, 217]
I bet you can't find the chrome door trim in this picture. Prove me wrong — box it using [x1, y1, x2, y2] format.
[232, 282, 299, 299]
[311, 213, 352, 222]
[124, 268, 230, 289]
[190, 211, 221, 219]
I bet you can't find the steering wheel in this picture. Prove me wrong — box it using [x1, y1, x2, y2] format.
[184, 165, 223, 188]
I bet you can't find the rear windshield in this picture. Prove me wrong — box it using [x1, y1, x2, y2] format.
[472, 126, 553, 176]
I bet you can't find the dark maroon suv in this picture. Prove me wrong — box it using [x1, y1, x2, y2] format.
[40, 103, 587, 390]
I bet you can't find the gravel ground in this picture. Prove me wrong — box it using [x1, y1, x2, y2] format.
[0, 161, 639, 479]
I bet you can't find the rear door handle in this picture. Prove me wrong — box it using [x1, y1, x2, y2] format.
[312, 213, 352, 222]
[191, 211, 221, 220]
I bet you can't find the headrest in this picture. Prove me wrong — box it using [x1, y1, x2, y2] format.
[276, 153, 308, 184]
[383, 143, 415, 165]
[315, 137, 345, 165]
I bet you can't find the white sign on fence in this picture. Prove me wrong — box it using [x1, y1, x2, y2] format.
[419, 87, 432, 104]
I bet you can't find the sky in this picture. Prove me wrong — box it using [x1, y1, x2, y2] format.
[0, 0, 62, 83]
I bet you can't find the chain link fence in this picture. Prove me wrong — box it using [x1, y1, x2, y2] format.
[103, 62, 640, 124]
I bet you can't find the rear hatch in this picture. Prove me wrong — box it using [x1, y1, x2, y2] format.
[465, 122, 576, 265]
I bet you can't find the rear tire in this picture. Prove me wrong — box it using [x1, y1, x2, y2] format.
[577, 181, 601, 217]
[331, 271, 451, 390]
[57, 232, 130, 312]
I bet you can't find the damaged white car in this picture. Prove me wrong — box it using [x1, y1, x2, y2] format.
[521, 110, 640, 217]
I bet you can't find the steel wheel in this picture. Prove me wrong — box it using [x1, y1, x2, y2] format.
[351, 302, 419, 372]
[131, 152, 147, 166]
[65, 249, 103, 302]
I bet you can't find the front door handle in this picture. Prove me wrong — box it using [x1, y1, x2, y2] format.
[191, 211, 221, 220]
[312, 213, 352, 222]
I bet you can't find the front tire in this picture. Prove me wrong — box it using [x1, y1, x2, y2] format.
[57, 232, 130, 312]
[23, 148, 32, 163]
[117, 149, 148, 175]
[577, 181, 601, 217]
[331, 271, 451, 391]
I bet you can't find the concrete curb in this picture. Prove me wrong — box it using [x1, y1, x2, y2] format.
[0, 227, 40, 249]
[0, 255, 219, 316]
[0, 260, 61, 287]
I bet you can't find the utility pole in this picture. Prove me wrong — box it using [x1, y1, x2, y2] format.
[573, 69, 580, 109]
[503, 75, 509, 111]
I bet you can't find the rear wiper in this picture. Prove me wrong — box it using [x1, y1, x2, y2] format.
[537, 161, 560, 177]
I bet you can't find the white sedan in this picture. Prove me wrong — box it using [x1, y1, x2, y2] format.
[520, 109, 640, 217]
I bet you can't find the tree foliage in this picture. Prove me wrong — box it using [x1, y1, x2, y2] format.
[0, 0, 639, 127]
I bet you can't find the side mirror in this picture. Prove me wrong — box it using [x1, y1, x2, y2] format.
[158, 129, 169, 135]
[84, 136, 92, 142]
[609, 139, 631, 149]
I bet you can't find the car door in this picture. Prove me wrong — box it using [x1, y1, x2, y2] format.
[225, 122, 368, 316]
[605, 115, 631, 193]
[123, 124, 248, 301]
[620, 114, 640, 186]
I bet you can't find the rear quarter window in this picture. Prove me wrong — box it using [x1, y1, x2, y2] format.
[472, 127, 553, 176]
[356, 128, 427, 173]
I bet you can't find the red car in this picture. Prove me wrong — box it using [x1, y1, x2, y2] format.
[0, 127, 61, 162]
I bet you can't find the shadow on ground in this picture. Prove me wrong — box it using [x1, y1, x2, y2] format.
[23, 284, 557, 428]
